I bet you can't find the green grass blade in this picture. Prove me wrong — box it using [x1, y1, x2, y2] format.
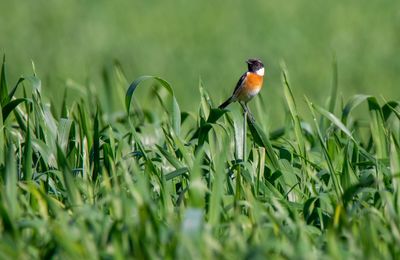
[341, 94, 371, 125]
[306, 98, 342, 200]
[56, 145, 82, 207]
[328, 55, 338, 114]
[60, 89, 68, 118]
[320, 56, 339, 130]
[57, 118, 73, 154]
[23, 119, 33, 181]
[281, 67, 308, 167]
[32, 138, 57, 168]
[248, 120, 280, 171]
[199, 78, 212, 118]
[7, 77, 24, 102]
[1, 98, 31, 122]
[156, 144, 184, 169]
[0, 108, 3, 166]
[0, 55, 8, 107]
[208, 135, 228, 226]
[312, 102, 355, 141]
[188, 147, 206, 208]
[232, 109, 244, 160]
[92, 109, 100, 182]
[367, 97, 388, 159]
[126, 75, 181, 135]
[4, 143, 18, 220]
[164, 167, 189, 181]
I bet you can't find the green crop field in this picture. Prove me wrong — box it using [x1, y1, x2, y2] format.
[0, 57, 399, 259]
[1, 1, 400, 259]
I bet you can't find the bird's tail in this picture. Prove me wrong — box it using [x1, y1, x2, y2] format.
[218, 97, 232, 109]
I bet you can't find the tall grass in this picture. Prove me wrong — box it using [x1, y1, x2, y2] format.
[0, 56, 399, 259]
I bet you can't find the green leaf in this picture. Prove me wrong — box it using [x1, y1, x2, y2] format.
[306, 98, 342, 199]
[312, 103, 355, 141]
[0, 108, 3, 166]
[60, 89, 68, 118]
[282, 68, 307, 163]
[199, 78, 212, 118]
[207, 108, 227, 124]
[56, 145, 82, 207]
[188, 147, 206, 208]
[156, 144, 184, 169]
[328, 55, 338, 114]
[367, 97, 387, 159]
[231, 109, 245, 160]
[57, 118, 73, 153]
[208, 134, 228, 226]
[190, 108, 227, 145]
[7, 77, 24, 102]
[32, 138, 57, 168]
[341, 94, 371, 125]
[126, 75, 181, 135]
[2, 98, 31, 122]
[24, 75, 42, 93]
[92, 109, 100, 182]
[77, 102, 92, 148]
[0, 55, 8, 107]
[4, 143, 18, 218]
[23, 119, 33, 181]
[248, 118, 280, 171]
[164, 167, 189, 181]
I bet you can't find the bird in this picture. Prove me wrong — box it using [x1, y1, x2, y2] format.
[218, 58, 264, 122]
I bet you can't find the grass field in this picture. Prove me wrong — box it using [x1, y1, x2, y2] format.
[1, 1, 400, 258]
[0, 56, 399, 259]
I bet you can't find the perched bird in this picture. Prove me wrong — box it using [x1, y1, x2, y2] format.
[218, 58, 264, 121]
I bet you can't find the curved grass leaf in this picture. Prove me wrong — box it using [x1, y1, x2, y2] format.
[342, 94, 371, 125]
[190, 108, 227, 144]
[7, 77, 24, 103]
[32, 138, 57, 168]
[156, 144, 184, 169]
[312, 103, 355, 142]
[126, 75, 181, 135]
[382, 101, 400, 121]
[2, 98, 31, 122]
[164, 167, 189, 181]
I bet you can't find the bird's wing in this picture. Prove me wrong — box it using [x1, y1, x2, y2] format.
[232, 72, 247, 96]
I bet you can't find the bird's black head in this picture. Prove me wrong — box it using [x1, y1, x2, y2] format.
[246, 58, 264, 73]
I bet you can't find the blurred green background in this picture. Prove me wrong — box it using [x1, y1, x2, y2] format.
[1, 0, 399, 122]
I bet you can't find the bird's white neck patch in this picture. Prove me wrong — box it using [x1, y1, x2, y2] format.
[256, 67, 265, 76]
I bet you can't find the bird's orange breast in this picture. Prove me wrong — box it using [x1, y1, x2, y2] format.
[245, 72, 263, 91]
[234, 72, 264, 102]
